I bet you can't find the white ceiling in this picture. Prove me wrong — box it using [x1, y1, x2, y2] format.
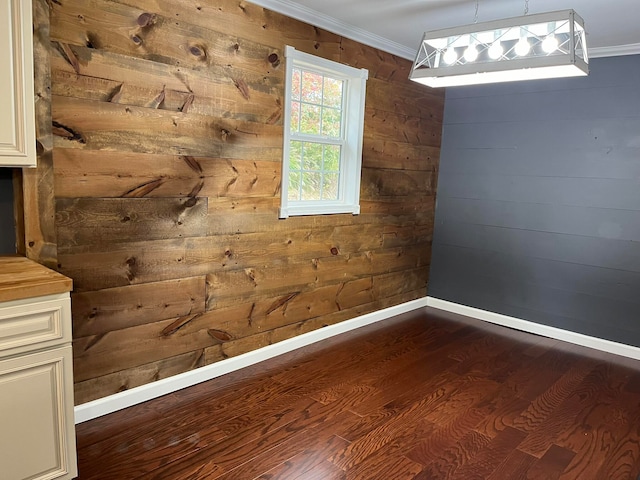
[251, 0, 640, 59]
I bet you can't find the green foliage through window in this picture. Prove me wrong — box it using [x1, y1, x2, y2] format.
[287, 67, 345, 203]
[290, 68, 343, 139]
[288, 141, 341, 201]
[281, 46, 368, 218]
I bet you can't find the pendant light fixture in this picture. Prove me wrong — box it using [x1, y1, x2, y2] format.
[409, 0, 588, 88]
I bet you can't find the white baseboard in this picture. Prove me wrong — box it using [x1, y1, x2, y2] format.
[74, 297, 429, 424]
[426, 297, 640, 361]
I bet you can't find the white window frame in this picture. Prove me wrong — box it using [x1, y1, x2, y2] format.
[280, 46, 368, 219]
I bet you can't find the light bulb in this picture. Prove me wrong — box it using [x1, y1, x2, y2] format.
[463, 45, 478, 62]
[542, 35, 559, 53]
[488, 42, 503, 60]
[515, 38, 530, 56]
[443, 48, 457, 65]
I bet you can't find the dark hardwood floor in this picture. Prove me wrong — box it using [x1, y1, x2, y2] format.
[75, 308, 640, 479]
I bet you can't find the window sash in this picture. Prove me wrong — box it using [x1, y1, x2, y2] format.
[280, 46, 368, 219]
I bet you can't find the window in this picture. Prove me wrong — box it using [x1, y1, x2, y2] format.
[280, 46, 368, 218]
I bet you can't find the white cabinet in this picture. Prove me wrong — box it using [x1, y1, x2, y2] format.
[0, 345, 75, 480]
[0, 0, 36, 167]
[0, 293, 77, 480]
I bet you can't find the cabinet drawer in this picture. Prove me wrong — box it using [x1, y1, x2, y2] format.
[0, 297, 71, 356]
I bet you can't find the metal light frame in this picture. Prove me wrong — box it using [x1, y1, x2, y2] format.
[410, 9, 588, 88]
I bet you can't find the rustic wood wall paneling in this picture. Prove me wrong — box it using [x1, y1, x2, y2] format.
[12, 172, 25, 255]
[18, 0, 57, 267]
[44, 0, 444, 404]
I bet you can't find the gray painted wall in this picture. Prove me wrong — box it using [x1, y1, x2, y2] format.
[0, 170, 16, 254]
[429, 55, 640, 347]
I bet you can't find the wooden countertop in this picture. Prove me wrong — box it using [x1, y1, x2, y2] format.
[0, 256, 72, 303]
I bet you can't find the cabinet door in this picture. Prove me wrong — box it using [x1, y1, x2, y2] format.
[0, 0, 36, 167]
[0, 346, 77, 480]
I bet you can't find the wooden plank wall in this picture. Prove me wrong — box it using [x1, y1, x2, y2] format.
[45, 0, 444, 404]
[16, 0, 58, 267]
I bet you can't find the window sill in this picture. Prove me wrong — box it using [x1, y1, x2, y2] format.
[279, 203, 361, 219]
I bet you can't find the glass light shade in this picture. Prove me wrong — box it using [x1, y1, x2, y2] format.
[443, 48, 457, 64]
[410, 9, 588, 88]
[488, 42, 503, 60]
[514, 38, 530, 56]
[542, 35, 559, 53]
[464, 44, 479, 62]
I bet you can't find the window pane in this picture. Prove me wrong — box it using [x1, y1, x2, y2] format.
[301, 71, 323, 104]
[323, 144, 341, 171]
[289, 140, 302, 171]
[323, 77, 343, 108]
[292, 68, 301, 101]
[290, 101, 300, 133]
[321, 107, 341, 138]
[303, 142, 322, 170]
[288, 171, 301, 201]
[300, 104, 321, 135]
[322, 173, 339, 200]
[280, 47, 367, 218]
[301, 172, 321, 200]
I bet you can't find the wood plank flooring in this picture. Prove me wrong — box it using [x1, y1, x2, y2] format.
[74, 308, 640, 479]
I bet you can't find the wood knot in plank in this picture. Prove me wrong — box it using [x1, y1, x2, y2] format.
[137, 12, 157, 27]
[266, 293, 299, 315]
[181, 155, 203, 174]
[266, 108, 282, 125]
[52, 121, 86, 144]
[245, 268, 257, 286]
[131, 34, 143, 46]
[268, 53, 280, 67]
[189, 43, 207, 60]
[122, 178, 165, 197]
[207, 329, 232, 342]
[221, 129, 231, 142]
[148, 87, 166, 109]
[183, 197, 198, 208]
[233, 78, 250, 100]
[180, 94, 195, 113]
[161, 314, 199, 337]
[188, 179, 204, 198]
[330, 247, 339, 255]
[108, 83, 124, 103]
[55, 42, 80, 74]
[85, 33, 99, 49]
[82, 333, 107, 353]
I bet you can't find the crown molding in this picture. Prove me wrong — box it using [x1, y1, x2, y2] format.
[249, 0, 640, 61]
[248, 0, 416, 60]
